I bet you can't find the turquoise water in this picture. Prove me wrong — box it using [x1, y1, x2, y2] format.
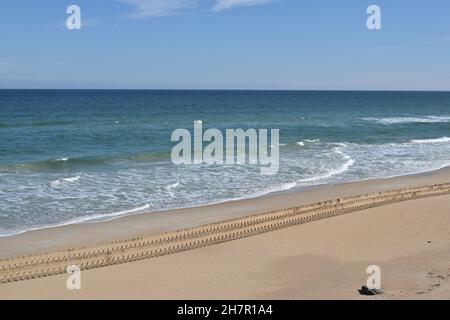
[1, 90, 450, 236]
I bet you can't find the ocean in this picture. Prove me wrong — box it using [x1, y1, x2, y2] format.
[1, 90, 450, 236]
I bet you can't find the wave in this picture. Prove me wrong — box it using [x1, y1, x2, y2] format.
[83, 204, 151, 222]
[165, 181, 180, 190]
[165, 181, 180, 197]
[299, 146, 354, 183]
[410, 137, 450, 144]
[50, 175, 80, 188]
[15, 157, 110, 172]
[296, 139, 320, 147]
[53, 157, 69, 162]
[31, 120, 74, 127]
[6, 152, 171, 172]
[270, 143, 287, 148]
[63, 175, 80, 183]
[238, 182, 298, 200]
[364, 116, 450, 125]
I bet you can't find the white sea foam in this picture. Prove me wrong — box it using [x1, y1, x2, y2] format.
[333, 142, 348, 148]
[63, 175, 80, 183]
[304, 139, 320, 143]
[58, 204, 151, 225]
[270, 143, 287, 148]
[364, 116, 450, 125]
[164, 181, 181, 198]
[410, 137, 450, 144]
[50, 181, 61, 188]
[93, 204, 151, 220]
[50, 175, 80, 188]
[297, 139, 320, 146]
[299, 146, 354, 183]
[165, 181, 180, 190]
[240, 182, 298, 200]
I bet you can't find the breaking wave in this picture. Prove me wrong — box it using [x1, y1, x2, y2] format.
[410, 137, 450, 144]
[363, 116, 450, 125]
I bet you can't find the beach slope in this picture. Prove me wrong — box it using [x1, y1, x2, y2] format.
[1, 184, 450, 299]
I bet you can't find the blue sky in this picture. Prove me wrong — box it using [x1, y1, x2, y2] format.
[0, 0, 449, 90]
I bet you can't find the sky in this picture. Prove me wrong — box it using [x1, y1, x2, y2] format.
[0, 0, 449, 90]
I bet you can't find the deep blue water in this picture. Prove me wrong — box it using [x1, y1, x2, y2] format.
[1, 90, 450, 236]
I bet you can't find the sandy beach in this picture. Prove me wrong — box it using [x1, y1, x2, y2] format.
[1, 169, 450, 299]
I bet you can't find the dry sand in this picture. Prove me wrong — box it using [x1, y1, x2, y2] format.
[1, 169, 450, 299]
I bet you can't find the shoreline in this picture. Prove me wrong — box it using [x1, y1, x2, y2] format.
[4, 161, 450, 239]
[2, 164, 450, 240]
[1, 167, 450, 260]
[1, 180, 450, 299]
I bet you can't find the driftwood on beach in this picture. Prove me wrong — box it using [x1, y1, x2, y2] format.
[1, 183, 450, 284]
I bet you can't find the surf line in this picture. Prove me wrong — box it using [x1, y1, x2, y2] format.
[171, 121, 280, 175]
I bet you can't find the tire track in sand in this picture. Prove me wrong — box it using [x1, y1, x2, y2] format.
[1, 183, 450, 284]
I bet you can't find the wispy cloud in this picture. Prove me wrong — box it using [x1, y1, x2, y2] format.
[116, 0, 198, 18]
[213, 0, 273, 11]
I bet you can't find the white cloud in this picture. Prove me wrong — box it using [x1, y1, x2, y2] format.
[116, 0, 198, 18]
[213, 0, 273, 11]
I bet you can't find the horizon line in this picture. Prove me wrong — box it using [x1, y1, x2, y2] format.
[1, 88, 450, 93]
